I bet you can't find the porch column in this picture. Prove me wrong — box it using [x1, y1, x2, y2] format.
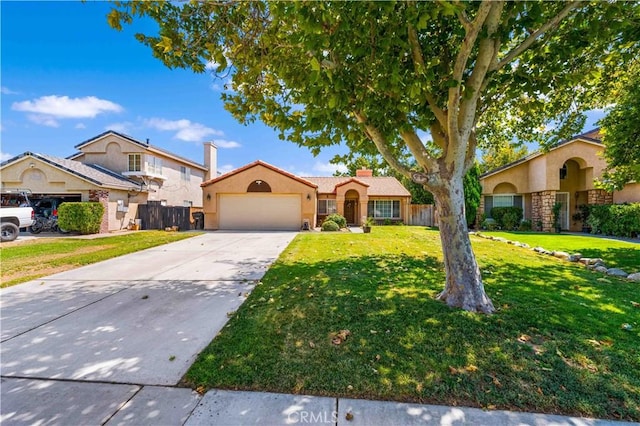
[588, 189, 613, 205]
[476, 196, 485, 228]
[539, 190, 556, 233]
[89, 189, 109, 233]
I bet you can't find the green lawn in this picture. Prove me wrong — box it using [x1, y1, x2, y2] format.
[185, 227, 640, 421]
[0, 231, 200, 287]
[478, 231, 639, 273]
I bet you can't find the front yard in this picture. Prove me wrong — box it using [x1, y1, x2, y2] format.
[185, 227, 640, 421]
[0, 231, 199, 287]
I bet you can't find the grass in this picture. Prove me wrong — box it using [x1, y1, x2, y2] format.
[0, 231, 199, 287]
[478, 231, 639, 273]
[184, 227, 640, 421]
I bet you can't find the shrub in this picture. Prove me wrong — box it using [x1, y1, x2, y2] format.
[490, 206, 523, 230]
[481, 218, 498, 231]
[321, 220, 340, 232]
[587, 203, 640, 237]
[325, 213, 346, 229]
[57, 202, 104, 234]
[518, 220, 532, 231]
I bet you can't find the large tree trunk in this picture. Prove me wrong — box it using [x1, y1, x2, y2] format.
[433, 178, 495, 314]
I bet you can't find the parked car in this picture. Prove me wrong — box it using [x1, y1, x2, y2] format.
[1, 189, 35, 242]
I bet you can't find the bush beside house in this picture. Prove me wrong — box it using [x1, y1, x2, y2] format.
[58, 202, 105, 234]
[587, 203, 640, 238]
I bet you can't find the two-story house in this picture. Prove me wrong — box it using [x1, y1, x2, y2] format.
[0, 130, 216, 232]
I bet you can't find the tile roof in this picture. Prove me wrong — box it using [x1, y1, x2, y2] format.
[201, 160, 318, 188]
[306, 176, 411, 197]
[1, 152, 144, 191]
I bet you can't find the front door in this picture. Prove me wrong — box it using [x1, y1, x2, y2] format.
[344, 200, 356, 225]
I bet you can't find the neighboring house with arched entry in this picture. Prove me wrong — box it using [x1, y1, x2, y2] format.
[200, 160, 411, 230]
[479, 129, 640, 232]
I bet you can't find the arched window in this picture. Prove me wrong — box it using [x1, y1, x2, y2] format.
[247, 180, 272, 192]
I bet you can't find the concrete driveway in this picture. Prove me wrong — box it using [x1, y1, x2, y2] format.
[0, 231, 297, 425]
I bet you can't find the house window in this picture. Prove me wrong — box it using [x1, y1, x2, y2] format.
[318, 199, 337, 215]
[367, 200, 400, 219]
[128, 154, 141, 172]
[180, 166, 191, 181]
[147, 156, 163, 175]
[484, 194, 523, 217]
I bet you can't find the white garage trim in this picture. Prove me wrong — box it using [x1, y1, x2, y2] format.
[219, 194, 301, 230]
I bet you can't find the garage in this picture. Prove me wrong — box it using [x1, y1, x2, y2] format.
[219, 193, 301, 230]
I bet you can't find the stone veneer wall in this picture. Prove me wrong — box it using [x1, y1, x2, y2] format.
[588, 189, 613, 205]
[89, 189, 110, 234]
[531, 191, 556, 232]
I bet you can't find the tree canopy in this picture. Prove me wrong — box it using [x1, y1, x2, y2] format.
[109, 1, 639, 313]
[597, 60, 640, 191]
[479, 144, 529, 174]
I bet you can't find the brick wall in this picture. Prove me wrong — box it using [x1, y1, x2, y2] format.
[89, 189, 109, 234]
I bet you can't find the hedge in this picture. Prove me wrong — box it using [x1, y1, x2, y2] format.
[587, 203, 640, 238]
[490, 206, 523, 231]
[57, 202, 105, 234]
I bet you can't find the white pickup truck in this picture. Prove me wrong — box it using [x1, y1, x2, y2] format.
[1, 190, 35, 242]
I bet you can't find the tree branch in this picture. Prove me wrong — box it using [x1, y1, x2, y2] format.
[490, 1, 583, 72]
[353, 111, 413, 179]
[407, 23, 448, 129]
[457, 1, 504, 147]
[399, 128, 439, 173]
[448, 1, 493, 140]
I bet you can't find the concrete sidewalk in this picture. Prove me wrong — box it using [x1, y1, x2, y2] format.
[1, 232, 637, 425]
[1, 383, 635, 425]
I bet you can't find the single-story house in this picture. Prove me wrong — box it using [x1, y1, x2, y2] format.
[200, 160, 411, 230]
[0, 131, 215, 232]
[479, 129, 640, 232]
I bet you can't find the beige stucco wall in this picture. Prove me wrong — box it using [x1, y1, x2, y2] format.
[202, 164, 316, 229]
[75, 133, 205, 207]
[613, 182, 640, 204]
[482, 140, 608, 196]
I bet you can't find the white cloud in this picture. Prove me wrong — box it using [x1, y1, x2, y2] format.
[212, 139, 241, 149]
[312, 161, 347, 175]
[143, 118, 224, 143]
[27, 114, 59, 128]
[1, 86, 18, 95]
[12, 95, 123, 119]
[75, 123, 86, 129]
[1, 152, 13, 162]
[106, 121, 134, 133]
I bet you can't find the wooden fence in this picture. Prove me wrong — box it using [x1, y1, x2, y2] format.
[138, 201, 193, 231]
[408, 204, 437, 227]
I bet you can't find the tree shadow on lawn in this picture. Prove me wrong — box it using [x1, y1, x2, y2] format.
[185, 252, 640, 421]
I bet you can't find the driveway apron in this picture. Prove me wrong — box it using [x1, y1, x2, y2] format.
[0, 231, 296, 425]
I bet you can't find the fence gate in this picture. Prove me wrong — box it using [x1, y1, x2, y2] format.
[408, 204, 436, 227]
[138, 201, 192, 230]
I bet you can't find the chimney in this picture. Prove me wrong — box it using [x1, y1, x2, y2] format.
[204, 142, 217, 181]
[355, 167, 373, 177]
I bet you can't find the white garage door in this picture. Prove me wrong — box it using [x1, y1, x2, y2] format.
[219, 194, 301, 230]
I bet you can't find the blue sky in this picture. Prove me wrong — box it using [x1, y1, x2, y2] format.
[1, 1, 349, 177]
[1, 1, 605, 177]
